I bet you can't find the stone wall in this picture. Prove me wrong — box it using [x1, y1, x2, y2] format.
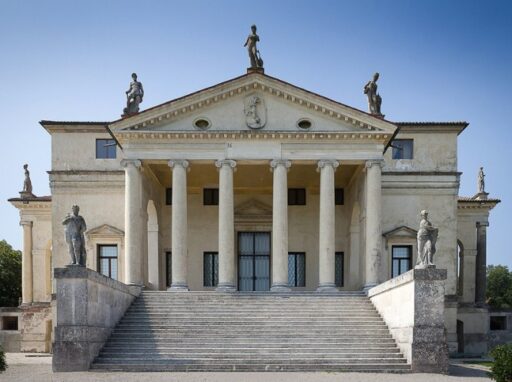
[52, 266, 141, 372]
[19, 303, 53, 352]
[0, 308, 21, 352]
[368, 268, 448, 373]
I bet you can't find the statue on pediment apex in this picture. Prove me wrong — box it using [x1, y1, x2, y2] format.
[123, 73, 144, 117]
[364, 72, 383, 117]
[244, 25, 264, 69]
[478, 167, 485, 193]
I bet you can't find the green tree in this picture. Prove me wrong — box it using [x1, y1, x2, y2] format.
[487, 265, 512, 309]
[0, 345, 6, 372]
[0, 240, 22, 307]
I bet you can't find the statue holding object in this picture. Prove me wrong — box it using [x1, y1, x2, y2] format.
[416, 210, 438, 268]
[244, 25, 264, 69]
[364, 72, 383, 117]
[123, 73, 144, 117]
[63, 205, 87, 266]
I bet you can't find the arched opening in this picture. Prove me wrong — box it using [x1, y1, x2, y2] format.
[147, 200, 159, 290]
[457, 240, 464, 297]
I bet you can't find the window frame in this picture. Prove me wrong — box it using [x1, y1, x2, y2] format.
[335, 252, 344, 287]
[391, 245, 413, 278]
[203, 251, 219, 287]
[288, 252, 306, 287]
[391, 139, 414, 160]
[203, 188, 219, 206]
[95, 139, 117, 159]
[288, 188, 306, 206]
[97, 244, 118, 280]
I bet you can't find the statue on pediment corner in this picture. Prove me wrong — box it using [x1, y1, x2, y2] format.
[244, 25, 264, 69]
[478, 167, 485, 193]
[123, 73, 144, 117]
[364, 72, 383, 117]
[19, 164, 35, 199]
[416, 210, 438, 269]
[63, 205, 87, 266]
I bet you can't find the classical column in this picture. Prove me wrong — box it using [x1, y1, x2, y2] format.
[475, 221, 489, 305]
[364, 159, 383, 290]
[270, 159, 291, 292]
[216, 159, 237, 292]
[121, 159, 144, 286]
[168, 160, 189, 291]
[20, 220, 33, 304]
[317, 160, 339, 292]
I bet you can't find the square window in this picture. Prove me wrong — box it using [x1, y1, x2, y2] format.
[490, 316, 507, 331]
[98, 245, 118, 280]
[335, 188, 344, 205]
[166, 188, 172, 205]
[203, 188, 219, 205]
[203, 252, 219, 287]
[335, 252, 344, 287]
[391, 246, 412, 278]
[1, 316, 18, 331]
[288, 188, 306, 205]
[96, 139, 116, 159]
[391, 139, 413, 160]
[288, 253, 305, 287]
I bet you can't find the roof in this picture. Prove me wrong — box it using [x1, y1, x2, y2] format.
[395, 121, 469, 135]
[8, 195, 52, 202]
[458, 196, 501, 203]
[395, 121, 468, 127]
[40, 120, 109, 126]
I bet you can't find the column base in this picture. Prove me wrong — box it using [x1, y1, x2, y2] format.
[271, 284, 291, 292]
[316, 283, 338, 293]
[216, 283, 236, 292]
[168, 283, 189, 292]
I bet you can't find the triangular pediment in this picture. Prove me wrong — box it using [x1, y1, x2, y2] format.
[383, 225, 417, 239]
[86, 224, 124, 238]
[109, 73, 397, 138]
[235, 199, 272, 218]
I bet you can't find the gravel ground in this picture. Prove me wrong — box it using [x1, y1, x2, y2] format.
[0, 354, 492, 382]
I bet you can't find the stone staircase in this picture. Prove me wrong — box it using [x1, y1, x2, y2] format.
[91, 291, 410, 372]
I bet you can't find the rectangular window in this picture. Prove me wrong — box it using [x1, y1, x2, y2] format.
[391, 139, 413, 160]
[335, 252, 344, 287]
[288, 252, 306, 287]
[1, 316, 18, 331]
[335, 188, 344, 205]
[203, 252, 219, 287]
[203, 188, 219, 206]
[288, 188, 306, 205]
[490, 316, 507, 331]
[166, 252, 172, 288]
[98, 245, 118, 280]
[392, 245, 412, 278]
[95, 139, 116, 159]
[166, 188, 172, 205]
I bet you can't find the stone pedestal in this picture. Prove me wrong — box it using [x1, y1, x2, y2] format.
[368, 268, 449, 373]
[52, 267, 141, 372]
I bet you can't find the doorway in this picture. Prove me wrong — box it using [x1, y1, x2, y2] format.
[238, 232, 270, 291]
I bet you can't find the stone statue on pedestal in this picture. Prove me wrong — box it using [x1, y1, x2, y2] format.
[478, 167, 485, 193]
[19, 164, 35, 199]
[62, 205, 87, 266]
[123, 73, 144, 117]
[416, 210, 438, 268]
[364, 72, 383, 117]
[244, 25, 264, 69]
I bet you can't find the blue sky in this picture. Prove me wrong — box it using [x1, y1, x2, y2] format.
[1, 0, 510, 267]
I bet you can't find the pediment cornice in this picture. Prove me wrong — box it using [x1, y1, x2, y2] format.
[86, 224, 125, 238]
[109, 73, 397, 137]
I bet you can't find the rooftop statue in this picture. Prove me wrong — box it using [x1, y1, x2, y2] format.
[63, 205, 87, 266]
[123, 73, 144, 117]
[364, 72, 383, 116]
[21, 164, 33, 196]
[416, 210, 438, 269]
[478, 167, 485, 194]
[244, 25, 264, 69]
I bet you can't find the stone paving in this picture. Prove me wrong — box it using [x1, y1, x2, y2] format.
[0, 353, 492, 382]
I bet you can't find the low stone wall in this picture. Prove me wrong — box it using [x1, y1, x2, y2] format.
[52, 266, 141, 372]
[368, 268, 448, 373]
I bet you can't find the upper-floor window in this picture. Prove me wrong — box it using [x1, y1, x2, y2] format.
[96, 139, 116, 159]
[98, 244, 118, 280]
[335, 188, 344, 205]
[391, 245, 412, 278]
[288, 188, 306, 205]
[203, 188, 219, 206]
[391, 139, 413, 160]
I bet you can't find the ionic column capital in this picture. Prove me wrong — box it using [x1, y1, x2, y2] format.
[168, 160, 190, 170]
[215, 159, 237, 169]
[120, 159, 142, 169]
[317, 160, 339, 172]
[365, 159, 384, 169]
[476, 221, 490, 228]
[20, 220, 33, 227]
[270, 159, 291, 171]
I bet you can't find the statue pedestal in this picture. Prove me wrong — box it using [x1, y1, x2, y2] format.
[247, 67, 264, 74]
[19, 191, 35, 199]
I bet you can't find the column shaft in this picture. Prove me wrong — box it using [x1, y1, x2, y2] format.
[364, 160, 383, 290]
[21, 221, 33, 304]
[475, 222, 489, 305]
[317, 160, 339, 292]
[169, 160, 189, 291]
[271, 160, 291, 292]
[216, 160, 236, 292]
[121, 159, 143, 286]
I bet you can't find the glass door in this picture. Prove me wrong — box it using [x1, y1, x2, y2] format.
[238, 232, 270, 291]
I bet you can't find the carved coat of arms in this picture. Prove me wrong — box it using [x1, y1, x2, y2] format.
[244, 95, 266, 129]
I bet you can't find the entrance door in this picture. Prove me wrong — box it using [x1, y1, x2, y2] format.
[238, 232, 270, 291]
